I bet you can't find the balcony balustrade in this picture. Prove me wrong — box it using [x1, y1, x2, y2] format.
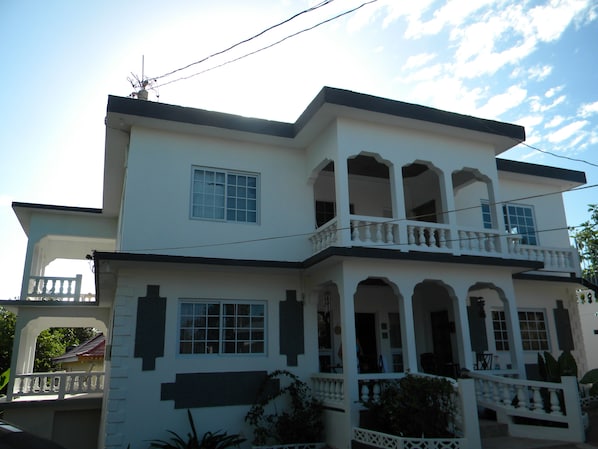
[309, 215, 580, 275]
[26, 275, 95, 303]
[11, 371, 104, 400]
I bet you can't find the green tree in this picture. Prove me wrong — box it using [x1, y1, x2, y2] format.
[34, 327, 96, 372]
[572, 204, 598, 282]
[0, 307, 16, 374]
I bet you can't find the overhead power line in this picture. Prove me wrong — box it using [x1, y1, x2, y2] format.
[153, 0, 379, 89]
[152, 0, 337, 82]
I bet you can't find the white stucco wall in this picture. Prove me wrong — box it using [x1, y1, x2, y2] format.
[119, 127, 314, 261]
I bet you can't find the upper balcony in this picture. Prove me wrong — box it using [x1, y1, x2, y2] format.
[309, 155, 583, 276]
[9, 202, 117, 306]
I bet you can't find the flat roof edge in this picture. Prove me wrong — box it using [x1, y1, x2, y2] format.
[496, 158, 587, 184]
[12, 202, 102, 214]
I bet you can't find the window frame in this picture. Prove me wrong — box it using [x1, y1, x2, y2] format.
[177, 299, 266, 356]
[491, 310, 510, 351]
[190, 166, 260, 224]
[518, 308, 550, 352]
[481, 201, 539, 245]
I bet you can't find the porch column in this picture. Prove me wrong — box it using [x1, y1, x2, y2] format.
[453, 288, 474, 370]
[502, 286, 526, 378]
[390, 164, 408, 246]
[397, 279, 418, 372]
[334, 156, 352, 247]
[440, 170, 459, 252]
[337, 272, 360, 427]
[7, 319, 39, 400]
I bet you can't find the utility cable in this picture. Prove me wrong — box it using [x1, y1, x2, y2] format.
[116, 182, 598, 253]
[153, 0, 379, 89]
[152, 0, 336, 82]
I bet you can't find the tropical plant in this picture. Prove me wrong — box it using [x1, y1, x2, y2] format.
[535, 351, 578, 413]
[149, 409, 245, 449]
[580, 369, 598, 396]
[245, 370, 323, 446]
[361, 374, 456, 438]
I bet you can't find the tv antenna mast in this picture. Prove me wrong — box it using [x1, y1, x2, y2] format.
[128, 55, 159, 100]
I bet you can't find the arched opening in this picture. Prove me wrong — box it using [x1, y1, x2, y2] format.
[402, 162, 444, 224]
[313, 160, 337, 228]
[413, 280, 460, 377]
[346, 154, 393, 219]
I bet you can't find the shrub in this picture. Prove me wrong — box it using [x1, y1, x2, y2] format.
[245, 370, 323, 445]
[362, 375, 456, 438]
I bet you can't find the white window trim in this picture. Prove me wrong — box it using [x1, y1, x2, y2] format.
[518, 308, 550, 352]
[190, 166, 260, 224]
[177, 298, 267, 356]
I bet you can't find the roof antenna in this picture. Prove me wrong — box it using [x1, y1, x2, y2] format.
[128, 55, 158, 101]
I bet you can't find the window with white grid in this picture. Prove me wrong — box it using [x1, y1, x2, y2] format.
[518, 310, 549, 351]
[178, 301, 265, 355]
[191, 167, 258, 223]
[491, 310, 509, 351]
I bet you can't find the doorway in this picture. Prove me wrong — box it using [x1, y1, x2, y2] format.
[355, 313, 378, 373]
[431, 310, 453, 365]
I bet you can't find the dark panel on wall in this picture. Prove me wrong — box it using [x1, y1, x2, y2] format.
[554, 300, 574, 351]
[161, 371, 278, 409]
[467, 304, 488, 353]
[279, 290, 304, 366]
[134, 285, 166, 370]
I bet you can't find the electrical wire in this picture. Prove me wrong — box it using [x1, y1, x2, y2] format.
[153, 0, 379, 89]
[117, 182, 598, 254]
[152, 0, 336, 82]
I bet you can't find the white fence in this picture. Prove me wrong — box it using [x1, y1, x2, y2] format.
[11, 371, 104, 400]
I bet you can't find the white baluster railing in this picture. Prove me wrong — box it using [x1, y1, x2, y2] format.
[26, 275, 93, 302]
[12, 371, 105, 399]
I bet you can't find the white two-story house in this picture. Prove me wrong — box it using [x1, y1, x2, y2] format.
[1, 87, 591, 449]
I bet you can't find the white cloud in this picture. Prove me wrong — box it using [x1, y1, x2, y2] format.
[547, 120, 589, 143]
[527, 65, 553, 81]
[476, 85, 527, 118]
[517, 115, 544, 130]
[528, 0, 591, 42]
[403, 52, 436, 70]
[579, 101, 598, 117]
[545, 85, 564, 98]
[545, 116, 565, 128]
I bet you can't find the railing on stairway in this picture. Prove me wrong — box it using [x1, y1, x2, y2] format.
[11, 371, 105, 400]
[469, 372, 585, 443]
[311, 372, 481, 449]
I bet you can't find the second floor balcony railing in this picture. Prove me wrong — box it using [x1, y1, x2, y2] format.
[11, 371, 104, 400]
[26, 275, 96, 303]
[309, 215, 580, 275]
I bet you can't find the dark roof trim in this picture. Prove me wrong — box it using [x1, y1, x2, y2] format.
[107, 96, 295, 138]
[12, 201, 102, 215]
[513, 273, 596, 289]
[108, 86, 525, 141]
[297, 87, 525, 140]
[94, 247, 543, 271]
[93, 251, 303, 269]
[496, 159, 586, 184]
[302, 246, 544, 269]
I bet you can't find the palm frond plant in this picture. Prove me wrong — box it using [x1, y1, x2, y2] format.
[149, 409, 245, 449]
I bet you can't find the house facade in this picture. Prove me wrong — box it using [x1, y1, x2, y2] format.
[1, 87, 591, 449]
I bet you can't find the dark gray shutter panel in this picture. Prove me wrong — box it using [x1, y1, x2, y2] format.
[554, 300, 574, 351]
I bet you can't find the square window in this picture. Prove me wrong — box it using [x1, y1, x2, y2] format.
[191, 167, 258, 223]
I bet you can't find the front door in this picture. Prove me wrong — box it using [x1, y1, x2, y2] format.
[431, 310, 453, 365]
[355, 313, 377, 373]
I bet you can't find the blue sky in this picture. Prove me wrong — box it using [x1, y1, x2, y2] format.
[1, 0, 597, 299]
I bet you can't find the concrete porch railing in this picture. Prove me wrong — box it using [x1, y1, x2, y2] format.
[311, 372, 481, 449]
[10, 371, 105, 400]
[469, 372, 585, 443]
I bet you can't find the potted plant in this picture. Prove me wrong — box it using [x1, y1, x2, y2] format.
[245, 370, 324, 448]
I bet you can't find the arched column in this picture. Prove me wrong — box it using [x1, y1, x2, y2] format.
[395, 278, 418, 372]
[390, 164, 408, 246]
[334, 157, 352, 246]
[453, 287, 474, 370]
[337, 272, 361, 426]
[500, 285, 526, 377]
